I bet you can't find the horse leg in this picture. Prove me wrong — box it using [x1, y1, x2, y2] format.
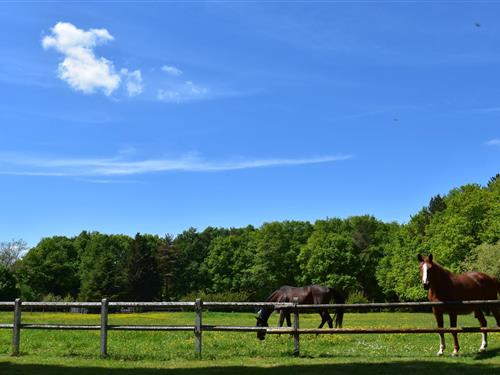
[318, 311, 326, 329]
[278, 310, 285, 327]
[492, 307, 500, 327]
[449, 313, 459, 356]
[286, 312, 292, 327]
[474, 309, 487, 352]
[275, 310, 285, 337]
[325, 311, 334, 329]
[434, 310, 445, 356]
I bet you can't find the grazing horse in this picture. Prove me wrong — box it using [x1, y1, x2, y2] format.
[417, 254, 500, 356]
[255, 285, 345, 340]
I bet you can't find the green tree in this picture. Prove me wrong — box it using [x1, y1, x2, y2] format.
[248, 221, 313, 299]
[298, 219, 360, 293]
[0, 265, 19, 300]
[462, 241, 500, 280]
[204, 226, 256, 294]
[170, 227, 229, 298]
[426, 184, 498, 269]
[157, 234, 175, 300]
[78, 233, 132, 301]
[346, 215, 397, 301]
[16, 236, 79, 300]
[428, 194, 447, 214]
[126, 233, 163, 301]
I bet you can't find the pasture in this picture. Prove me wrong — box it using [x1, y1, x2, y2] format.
[0, 310, 499, 374]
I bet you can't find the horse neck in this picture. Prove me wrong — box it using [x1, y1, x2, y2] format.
[258, 291, 280, 323]
[328, 287, 345, 304]
[429, 262, 453, 299]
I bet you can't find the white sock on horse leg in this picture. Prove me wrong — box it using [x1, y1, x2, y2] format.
[479, 333, 487, 352]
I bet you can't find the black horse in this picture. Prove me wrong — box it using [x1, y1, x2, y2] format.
[255, 285, 345, 340]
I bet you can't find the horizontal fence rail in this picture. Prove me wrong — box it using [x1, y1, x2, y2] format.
[1, 298, 499, 358]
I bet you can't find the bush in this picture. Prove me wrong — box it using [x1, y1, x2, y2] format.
[41, 293, 75, 302]
[180, 291, 251, 302]
[346, 290, 370, 305]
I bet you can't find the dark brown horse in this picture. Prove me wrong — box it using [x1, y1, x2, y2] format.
[418, 254, 500, 356]
[255, 285, 345, 340]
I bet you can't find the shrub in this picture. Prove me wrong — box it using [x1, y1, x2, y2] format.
[180, 291, 251, 302]
[346, 290, 370, 305]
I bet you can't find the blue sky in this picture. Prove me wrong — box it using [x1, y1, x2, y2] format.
[1, 2, 498, 246]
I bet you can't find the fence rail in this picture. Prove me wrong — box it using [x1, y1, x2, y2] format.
[1, 298, 499, 358]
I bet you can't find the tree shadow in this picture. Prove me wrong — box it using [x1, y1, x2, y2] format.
[0, 361, 498, 375]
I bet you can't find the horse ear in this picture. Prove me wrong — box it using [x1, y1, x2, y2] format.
[417, 254, 423, 262]
[428, 253, 433, 262]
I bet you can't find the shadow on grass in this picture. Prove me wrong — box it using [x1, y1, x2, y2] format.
[473, 347, 500, 361]
[0, 362, 499, 375]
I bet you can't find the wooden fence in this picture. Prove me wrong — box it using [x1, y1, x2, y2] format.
[1, 299, 500, 358]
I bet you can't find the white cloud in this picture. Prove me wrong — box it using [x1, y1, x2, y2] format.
[0, 152, 352, 177]
[158, 81, 209, 103]
[121, 68, 143, 96]
[486, 138, 500, 146]
[42, 22, 121, 95]
[162, 65, 183, 76]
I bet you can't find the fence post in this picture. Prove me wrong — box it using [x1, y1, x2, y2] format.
[100, 298, 109, 358]
[293, 297, 300, 357]
[12, 298, 21, 356]
[195, 298, 203, 359]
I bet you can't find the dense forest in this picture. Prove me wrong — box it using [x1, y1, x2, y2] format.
[1, 175, 498, 303]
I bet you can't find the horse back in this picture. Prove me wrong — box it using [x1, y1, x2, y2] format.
[267, 286, 313, 303]
[431, 271, 498, 314]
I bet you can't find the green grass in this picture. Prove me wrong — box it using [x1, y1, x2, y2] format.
[0, 311, 499, 374]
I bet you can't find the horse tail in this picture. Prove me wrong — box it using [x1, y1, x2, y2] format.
[329, 287, 345, 328]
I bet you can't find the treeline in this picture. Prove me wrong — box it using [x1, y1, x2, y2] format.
[0, 175, 498, 302]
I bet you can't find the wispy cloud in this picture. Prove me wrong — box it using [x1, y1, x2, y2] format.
[0, 152, 352, 177]
[162, 65, 183, 76]
[42, 22, 142, 97]
[157, 80, 209, 103]
[485, 138, 500, 146]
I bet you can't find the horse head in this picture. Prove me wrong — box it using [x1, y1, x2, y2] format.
[417, 253, 434, 290]
[255, 309, 269, 340]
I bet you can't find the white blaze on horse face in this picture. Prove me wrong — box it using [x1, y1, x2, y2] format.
[257, 308, 263, 320]
[422, 263, 429, 284]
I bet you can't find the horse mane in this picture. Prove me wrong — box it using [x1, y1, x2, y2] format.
[431, 261, 453, 277]
[265, 286, 291, 302]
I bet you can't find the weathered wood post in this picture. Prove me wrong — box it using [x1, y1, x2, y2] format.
[100, 298, 109, 358]
[12, 298, 21, 356]
[195, 298, 203, 359]
[293, 297, 300, 357]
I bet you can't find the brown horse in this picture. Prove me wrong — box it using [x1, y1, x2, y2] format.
[255, 285, 345, 340]
[417, 254, 500, 356]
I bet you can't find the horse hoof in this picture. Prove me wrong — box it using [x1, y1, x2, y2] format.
[478, 348, 486, 353]
[452, 351, 459, 357]
[437, 351, 444, 357]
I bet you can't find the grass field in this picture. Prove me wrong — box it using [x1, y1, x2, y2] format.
[0, 310, 499, 374]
